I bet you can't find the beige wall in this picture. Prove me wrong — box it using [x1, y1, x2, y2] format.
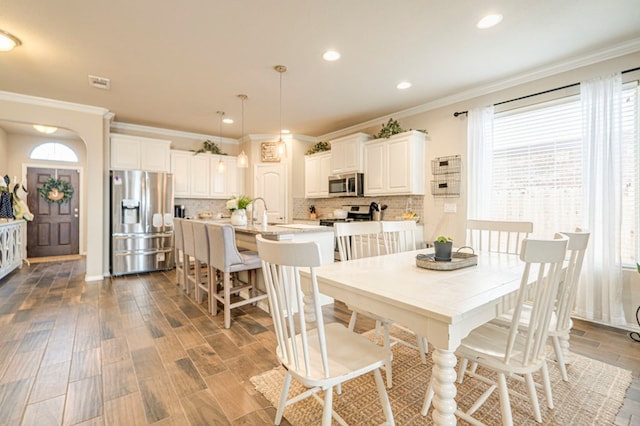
[0, 128, 7, 173]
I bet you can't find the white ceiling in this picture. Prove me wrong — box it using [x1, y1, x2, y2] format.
[1, 0, 639, 140]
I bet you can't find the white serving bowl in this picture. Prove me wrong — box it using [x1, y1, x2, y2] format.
[333, 209, 348, 219]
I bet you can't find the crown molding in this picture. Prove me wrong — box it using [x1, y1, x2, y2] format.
[319, 37, 640, 140]
[0, 91, 109, 116]
[111, 121, 239, 145]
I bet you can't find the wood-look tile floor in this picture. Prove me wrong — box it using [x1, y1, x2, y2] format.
[0, 258, 638, 425]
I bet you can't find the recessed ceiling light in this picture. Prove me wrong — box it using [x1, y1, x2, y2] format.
[322, 50, 341, 61]
[33, 124, 58, 134]
[477, 14, 503, 29]
[223, 118, 234, 124]
[0, 29, 21, 52]
[397, 81, 412, 90]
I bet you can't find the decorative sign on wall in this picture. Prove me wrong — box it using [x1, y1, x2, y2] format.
[261, 142, 280, 162]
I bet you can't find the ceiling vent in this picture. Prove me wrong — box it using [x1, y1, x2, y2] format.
[88, 75, 111, 90]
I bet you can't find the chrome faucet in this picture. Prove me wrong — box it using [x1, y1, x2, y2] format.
[252, 197, 269, 224]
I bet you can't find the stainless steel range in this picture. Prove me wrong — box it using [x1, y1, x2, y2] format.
[320, 205, 374, 260]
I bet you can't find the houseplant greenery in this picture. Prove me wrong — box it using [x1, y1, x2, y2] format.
[226, 195, 252, 211]
[374, 118, 429, 139]
[305, 141, 331, 155]
[194, 139, 226, 155]
[433, 235, 453, 262]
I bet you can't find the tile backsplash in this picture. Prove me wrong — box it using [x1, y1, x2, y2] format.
[176, 195, 424, 222]
[295, 195, 424, 221]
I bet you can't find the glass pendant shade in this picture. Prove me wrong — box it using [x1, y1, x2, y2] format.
[237, 94, 249, 168]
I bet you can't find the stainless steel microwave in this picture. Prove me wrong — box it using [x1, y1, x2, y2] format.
[328, 173, 364, 197]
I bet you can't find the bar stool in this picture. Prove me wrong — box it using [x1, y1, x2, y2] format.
[206, 224, 268, 328]
[181, 220, 198, 296]
[173, 218, 187, 290]
[192, 221, 212, 307]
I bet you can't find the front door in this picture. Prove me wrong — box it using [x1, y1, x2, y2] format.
[26, 167, 80, 257]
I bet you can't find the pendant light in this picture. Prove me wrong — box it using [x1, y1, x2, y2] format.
[275, 65, 287, 158]
[216, 111, 226, 173]
[237, 94, 248, 168]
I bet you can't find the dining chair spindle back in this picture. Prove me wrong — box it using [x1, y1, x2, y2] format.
[422, 234, 569, 425]
[256, 235, 395, 426]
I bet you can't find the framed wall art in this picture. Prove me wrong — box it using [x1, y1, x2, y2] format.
[261, 142, 280, 162]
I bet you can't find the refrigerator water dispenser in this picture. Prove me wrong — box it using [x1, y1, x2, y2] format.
[121, 199, 140, 224]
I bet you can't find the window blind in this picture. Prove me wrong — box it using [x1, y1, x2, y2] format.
[490, 85, 638, 265]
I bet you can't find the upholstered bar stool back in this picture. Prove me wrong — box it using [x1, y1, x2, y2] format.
[180, 220, 198, 296]
[173, 218, 187, 289]
[206, 224, 267, 328]
[191, 221, 212, 307]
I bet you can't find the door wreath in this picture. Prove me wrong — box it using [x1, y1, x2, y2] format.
[38, 178, 74, 204]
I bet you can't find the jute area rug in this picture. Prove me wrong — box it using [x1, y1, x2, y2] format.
[251, 328, 632, 425]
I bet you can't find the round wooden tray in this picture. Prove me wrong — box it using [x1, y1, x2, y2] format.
[416, 249, 477, 271]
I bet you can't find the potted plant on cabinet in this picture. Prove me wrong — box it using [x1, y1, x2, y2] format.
[434, 236, 453, 262]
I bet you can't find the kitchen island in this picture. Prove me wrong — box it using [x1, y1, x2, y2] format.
[191, 219, 335, 264]
[189, 219, 335, 312]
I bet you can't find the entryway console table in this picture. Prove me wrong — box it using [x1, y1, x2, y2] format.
[0, 221, 26, 280]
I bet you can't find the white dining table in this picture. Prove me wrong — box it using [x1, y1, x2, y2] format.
[299, 248, 526, 425]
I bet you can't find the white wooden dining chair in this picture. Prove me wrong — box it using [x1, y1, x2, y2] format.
[206, 224, 267, 328]
[422, 234, 569, 426]
[256, 235, 395, 426]
[334, 222, 396, 387]
[488, 229, 590, 382]
[380, 220, 429, 365]
[466, 219, 533, 254]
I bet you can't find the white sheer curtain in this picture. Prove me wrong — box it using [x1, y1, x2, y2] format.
[466, 105, 494, 220]
[575, 72, 626, 325]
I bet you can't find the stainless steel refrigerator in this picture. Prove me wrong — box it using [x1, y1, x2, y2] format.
[110, 170, 175, 276]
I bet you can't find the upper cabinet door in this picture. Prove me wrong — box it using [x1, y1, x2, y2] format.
[330, 133, 371, 175]
[363, 130, 426, 196]
[170, 151, 191, 197]
[305, 151, 331, 198]
[111, 134, 171, 172]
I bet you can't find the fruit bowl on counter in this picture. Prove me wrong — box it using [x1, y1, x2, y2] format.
[401, 212, 420, 222]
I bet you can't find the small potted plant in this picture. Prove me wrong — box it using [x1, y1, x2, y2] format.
[309, 205, 317, 220]
[434, 236, 453, 262]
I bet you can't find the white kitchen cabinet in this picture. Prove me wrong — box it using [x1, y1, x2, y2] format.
[190, 155, 211, 197]
[363, 130, 425, 196]
[304, 151, 331, 198]
[171, 150, 244, 199]
[171, 150, 192, 197]
[330, 132, 371, 175]
[210, 155, 241, 198]
[111, 134, 171, 172]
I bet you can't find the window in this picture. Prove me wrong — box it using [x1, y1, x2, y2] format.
[490, 83, 638, 265]
[30, 142, 78, 162]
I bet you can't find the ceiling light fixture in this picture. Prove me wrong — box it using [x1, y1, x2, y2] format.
[322, 50, 341, 61]
[0, 29, 22, 52]
[397, 81, 412, 90]
[237, 94, 248, 168]
[216, 111, 226, 173]
[33, 124, 58, 134]
[223, 118, 234, 124]
[275, 65, 287, 158]
[477, 13, 503, 29]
